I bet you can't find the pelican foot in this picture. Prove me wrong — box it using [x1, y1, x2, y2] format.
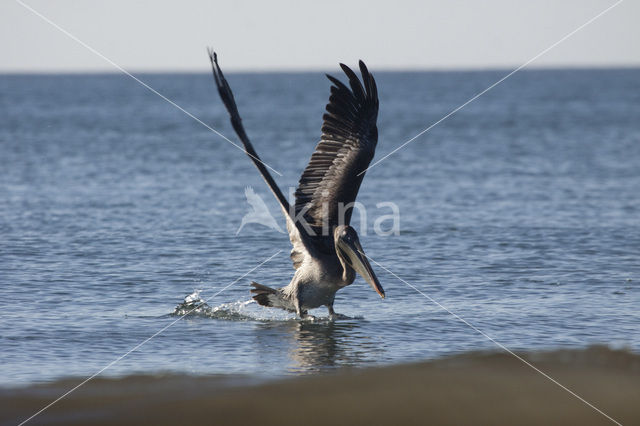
[329, 313, 351, 321]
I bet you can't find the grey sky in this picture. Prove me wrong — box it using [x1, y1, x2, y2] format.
[2, 0, 638, 72]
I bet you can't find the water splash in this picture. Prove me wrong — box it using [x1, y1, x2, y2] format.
[172, 289, 212, 317]
[172, 290, 298, 321]
[171, 290, 363, 322]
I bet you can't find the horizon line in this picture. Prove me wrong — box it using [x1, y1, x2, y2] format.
[2, 63, 639, 75]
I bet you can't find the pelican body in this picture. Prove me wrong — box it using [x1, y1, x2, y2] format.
[208, 51, 385, 318]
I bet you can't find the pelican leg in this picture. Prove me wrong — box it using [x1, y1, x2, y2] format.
[294, 294, 303, 317]
[297, 307, 317, 320]
[327, 304, 340, 320]
[294, 298, 313, 320]
[328, 304, 350, 320]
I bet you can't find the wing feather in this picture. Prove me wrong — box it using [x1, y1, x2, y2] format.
[208, 50, 316, 268]
[294, 61, 379, 243]
[209, 52, 379, 269]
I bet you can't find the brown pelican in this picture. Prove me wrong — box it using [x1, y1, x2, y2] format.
[208, 50, 385, 318]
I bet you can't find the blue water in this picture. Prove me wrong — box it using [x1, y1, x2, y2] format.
[1, 69, 639, 387]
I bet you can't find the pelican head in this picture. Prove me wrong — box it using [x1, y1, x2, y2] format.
[334, 225, 385, 299]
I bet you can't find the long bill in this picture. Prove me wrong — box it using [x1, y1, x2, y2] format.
[340, 239, 385, 299]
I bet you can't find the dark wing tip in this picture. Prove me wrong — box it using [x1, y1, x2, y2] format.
[207, 48, 222, 89]
[325, 60, 379, 120]
[339, 62, 366, 101]
[206, 47, 216, 62]
[339, 63, 357, 80]
[321, 60, 379, 141]
[207, 50, 243, 132]
[326, 73, 343, 86]
[358, 60, 368, 75]
[207, 48, 222, 79]
[358, 60, 377, 101]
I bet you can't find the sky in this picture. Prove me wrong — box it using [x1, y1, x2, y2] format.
[1, 0, 638, 72]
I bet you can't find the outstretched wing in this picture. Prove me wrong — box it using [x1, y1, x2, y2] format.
[209, 50, 322, 269]
[294, 61, 379, 241]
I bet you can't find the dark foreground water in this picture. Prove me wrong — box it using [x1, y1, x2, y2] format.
[1, 68, 639, 387]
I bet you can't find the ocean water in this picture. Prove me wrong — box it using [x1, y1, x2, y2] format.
[1, 68, 639, 387]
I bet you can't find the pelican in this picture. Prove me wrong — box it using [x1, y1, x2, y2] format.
[208, 51, 385, 318]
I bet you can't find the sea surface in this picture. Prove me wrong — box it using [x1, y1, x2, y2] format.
[1, 68, 639, 387]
